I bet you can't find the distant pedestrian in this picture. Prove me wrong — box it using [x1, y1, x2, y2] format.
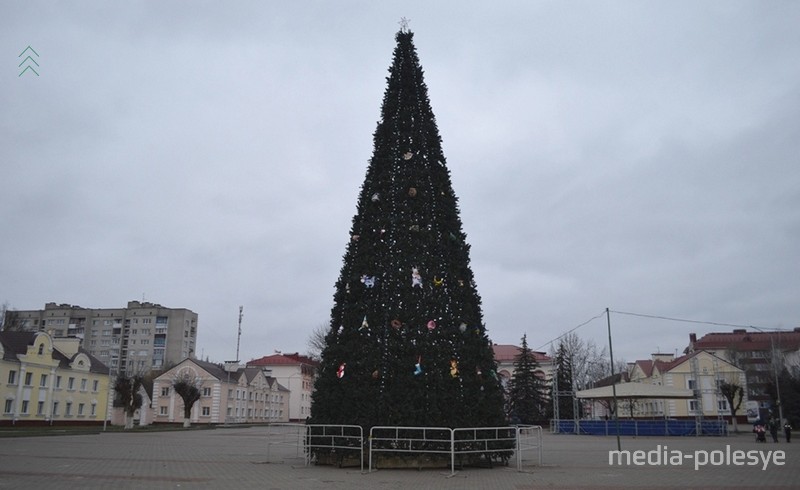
[769, 417, 779, 443]
[785, 422, 792, 443]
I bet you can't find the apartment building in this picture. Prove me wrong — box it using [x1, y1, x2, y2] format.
[1, 331, 110, 426]
[151, 358, 289, 425]
[9, 301, 198, 374]
[247, 352, 318, 422]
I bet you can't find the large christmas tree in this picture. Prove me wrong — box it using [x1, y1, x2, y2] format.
[310, 28, 506, 431]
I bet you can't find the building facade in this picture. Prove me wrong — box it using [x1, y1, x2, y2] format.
[151, 358, 289, 425]
[1, 331, 110, 426]
[9, 301, 198, 374]
[492, 344, 554, 391]
[627, 351, 747, 421]
[686, 328, 800, 409]
[247, 352, 318, 422]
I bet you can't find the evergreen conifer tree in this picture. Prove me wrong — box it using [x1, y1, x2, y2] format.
[553, 341, 577, 420]
[310, 29, 506, 431]
[507, 334, 547, 424]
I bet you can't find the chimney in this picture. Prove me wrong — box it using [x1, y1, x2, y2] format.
[689, 333, 697, 343]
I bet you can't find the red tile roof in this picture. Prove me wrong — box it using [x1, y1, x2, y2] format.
[247, 352, 319, 367]
[689, 329, 800, 353]
[492, 344, 552, 363]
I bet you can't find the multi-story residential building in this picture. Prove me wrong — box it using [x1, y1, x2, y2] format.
[1, 331, 109, 426]
[9, 301, 198, 374]
[627, 350, 746, 421]
[151, 358, 289, 425]
[247, 352, 318, 422]
[686, 328, 800, 409]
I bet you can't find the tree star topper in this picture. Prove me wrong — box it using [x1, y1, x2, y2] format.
[399, 17, 411, 33]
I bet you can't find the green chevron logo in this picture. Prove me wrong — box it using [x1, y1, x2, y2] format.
[18, 46, 39, 77]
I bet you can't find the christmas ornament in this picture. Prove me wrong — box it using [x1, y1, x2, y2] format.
[427, 320, 436, 331]
[360, 275, 376, 288]
[414, 357, 423, 376]
[391, 319, 403, 329]
[372, 369, 379, 379]
[403, 151, 414, 160]
[459, 322, 467, 333]
[458, 279, 465, 287]
[408, 187, 417, 197]
[409, 224, 419, 232]
[371, 193, 380, 202]
[360, 315, 369, 330]
[433, 276, 444, 287]
[337, 363, 346, 379]
[346, 283, 350, 293]
[411, 267, 422, 288]
[449, 359, 459, 378]
[351, 234, 360, 241]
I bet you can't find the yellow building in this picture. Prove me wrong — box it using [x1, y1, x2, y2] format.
[628, 350, 747, 420]
[1, 331, 110, 426]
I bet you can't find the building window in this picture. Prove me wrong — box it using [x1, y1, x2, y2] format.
[687, 379, 697, 390]
[37, 401, 44, 415]
[81, 379, 87, 391]
[8, 370, 17, 384]
[160, 406, 168, 415]
[24, 372, 33, 386]
[21, 400, 29, 414]
[203, 387, 211, 397]
[689, 400, 700, 413]
[52, 401, 59, 416]
[4, 399, 13, 413]
[161, 387, 169, 397]
[718, 399, 729, 412]
[40, 374, 48, 387]
[55, 376, 62, 388]
[91, 403, 97, 416]
[68, 377, 75, 390]
[202, 406, 210, 416]
[38, 344, 45, 355]
[93, 380, 99, 392]
[78, 403, 84, 416]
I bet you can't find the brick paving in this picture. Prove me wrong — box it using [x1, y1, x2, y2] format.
[0, 427, 797, 489]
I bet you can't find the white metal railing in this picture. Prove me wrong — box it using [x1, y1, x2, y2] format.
[515, 425, 543, 468]
[306, 424, 364, 472]
[369, 426, 453, 473]
[266, 424, 543, 476]
[266, 423, 364, 471]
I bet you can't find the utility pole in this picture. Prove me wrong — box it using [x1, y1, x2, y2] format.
[237, 306, 243, 365]
[606, 308, 621, 451]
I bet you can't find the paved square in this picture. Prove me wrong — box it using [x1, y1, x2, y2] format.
[0, 427, 796, 489]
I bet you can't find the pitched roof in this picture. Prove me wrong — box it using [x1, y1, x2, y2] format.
[492, 344, 551, 363]
[0, 331, 108, 373]
[688, 329, 800, 353]
[248, 352, 319, 367]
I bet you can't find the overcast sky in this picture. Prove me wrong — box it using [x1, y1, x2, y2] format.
[3, 1, 799, 366]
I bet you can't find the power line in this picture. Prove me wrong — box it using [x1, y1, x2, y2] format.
[534, 310, 606, 352]
[608, 309, 791, 331]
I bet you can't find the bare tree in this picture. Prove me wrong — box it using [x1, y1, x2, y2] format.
[550, 332, 610, 391]
[172, 372, 203, 428]
[1, 303, 24, 331]
[306, 323, 328, 361]
[719, 378, 745, 433]
[114, 372, 145, 429]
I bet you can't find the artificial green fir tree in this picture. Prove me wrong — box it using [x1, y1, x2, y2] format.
[310, 28, 507, 431]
